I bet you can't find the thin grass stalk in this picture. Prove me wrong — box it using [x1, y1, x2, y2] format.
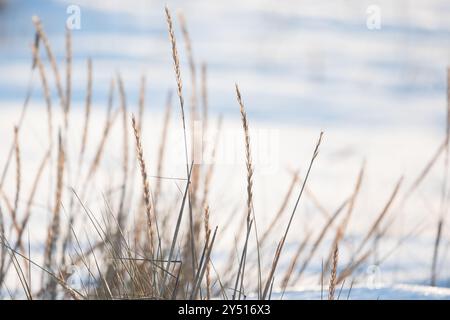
[179, 12, 201, 211]
[79, 58, 92, 168]
[235, 84, 254, 228]
[117, 74, 129, 229]
[262, 132, 323, 299]
[12, 127, 21, 233]
[190, 226, 218, 299]
[31, 44, 53, 149]
[324, 164, 364, 271]
[431, 219, 443, 286]
[43, 132, 65, 298]
[64, 27, 72, 130]
[161, 163, 193, 297]
[400, 139, 446, 205]
[85, 79, 116, 183]
[0, 205, 6, 288]
[293, 197, 348, 284]
[232, 219, 253, 300]
[2, 238, 32, 300]
[165, 5, 197, 279]
[233, 84, 257, 299]
[0, 43, 36, 194]
[280, 230, 312, 294]
[260, 170, 300, 246]
[431, 68, 450, 286]
[4, 241, 84, 300]
[132, 76, 148, 246]
[154, 90, 172, 209]
[203, 205, 211, 299]
[352, 177, 403, 259]
[32, 16, 65, 109]
[336, 250, 371, 284]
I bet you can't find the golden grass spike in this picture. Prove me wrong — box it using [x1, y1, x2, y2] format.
[166, 5, 197, 280]
[166, 7, 184, 115]
[328, 243, 339, 300]
[131, 114, 155, 257]
[235, 84, 254, 227]
[232, 84, 256, 300]
[178, 12, 200, 199]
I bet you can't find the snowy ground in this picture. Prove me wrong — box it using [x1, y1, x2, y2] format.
[277, 284, 450, 300]
[0, 0, 450, 299]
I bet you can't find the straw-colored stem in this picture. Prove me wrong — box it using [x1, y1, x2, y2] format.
[64, 27, 72, 130]
[79, 58, 92, 168]
[12, 127, 21, 233]
[204, 205, 211, 300]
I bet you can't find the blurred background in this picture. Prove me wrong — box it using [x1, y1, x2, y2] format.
[0, 0, 449, 128]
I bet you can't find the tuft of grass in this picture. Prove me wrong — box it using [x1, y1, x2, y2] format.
[0, 8, 447, 301]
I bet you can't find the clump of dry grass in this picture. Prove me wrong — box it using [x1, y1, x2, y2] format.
[0, 7, 448, 301]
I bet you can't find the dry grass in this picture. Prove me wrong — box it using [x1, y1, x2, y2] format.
[0, 7, 447, 301]
[328, 243, 338, 300]
[32, 16, 65, 111]
[131, 114, 156, 257]
[79, 58, 92, 168]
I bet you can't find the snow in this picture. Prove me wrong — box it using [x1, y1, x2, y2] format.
[278, 284, 450, 300]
